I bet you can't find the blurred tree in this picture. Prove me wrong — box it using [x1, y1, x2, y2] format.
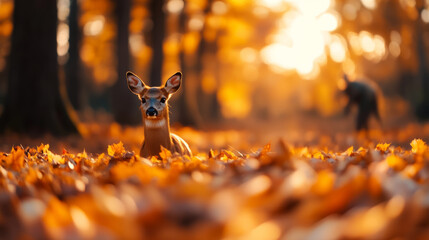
[111, 0, 141, 125]
[415, 0, 429, 119]
[196, 0, 221, 122]
[147, 0, 165, 86]
[176, 1, 201, 126]
[66, 0, 83, 110]
[0, 0, 79, 136]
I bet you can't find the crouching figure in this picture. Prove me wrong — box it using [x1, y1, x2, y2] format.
[342, 74, 381, 131]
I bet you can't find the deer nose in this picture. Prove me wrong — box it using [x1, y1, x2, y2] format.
[146, 107, 158, 117]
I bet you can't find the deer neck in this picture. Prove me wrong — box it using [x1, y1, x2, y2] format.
[142, 111, 172, 155]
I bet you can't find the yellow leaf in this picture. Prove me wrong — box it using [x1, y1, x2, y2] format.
[313, 151, 325, 160]
[77, 150, 88, 162]
[376, 143, 391, 152]
[344, 146, 354, 156]
[107, 142, 125, 158]
[37, 144, 50, 153]
[386, 155, 407, 171]
[51, 154, 65, 165]
[219, 150, 238, 162]
[159, 146, 172, 160]
[410, 139, 427, 154]
[258, 144, 271, 157]
[150, 156, 161, 165]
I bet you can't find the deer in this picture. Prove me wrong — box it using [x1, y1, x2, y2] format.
[126, 71, 192, 158]
[342, 74, 381, 131]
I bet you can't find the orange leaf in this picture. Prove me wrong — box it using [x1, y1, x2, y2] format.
[376, 143, 391, 152]
[37, 143, 50, 153]
[386, 155, 407, 171]
[410, 139, 427, 154]
[344, 146, 354, 156]
[107, 142, 125, 158]
[7, 147, 25, 171]
[159, 146, 172, 160]
[313, 151, 325, 160]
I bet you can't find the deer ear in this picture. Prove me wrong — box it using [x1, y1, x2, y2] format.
[164, 72, 182, 94]
[126, 71, 145, 95]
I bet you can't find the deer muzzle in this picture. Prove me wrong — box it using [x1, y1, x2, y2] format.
[146, 107, 158, 118]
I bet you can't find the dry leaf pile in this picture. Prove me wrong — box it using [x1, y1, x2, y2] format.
[1, 138, 429, 239]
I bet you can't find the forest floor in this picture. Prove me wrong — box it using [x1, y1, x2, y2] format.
[1, 114, 429, 239]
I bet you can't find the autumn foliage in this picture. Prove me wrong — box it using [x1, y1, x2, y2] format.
[1, 137, 429, 239]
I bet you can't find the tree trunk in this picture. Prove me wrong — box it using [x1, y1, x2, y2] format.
[195, 0, 221, 122]
[0, 0, 79, 136]
[174, 1, 200, 127]
[66, 0, 83, 110]
[111, 0, 141, 125]
[148, 0, 165, 86]
[415, 0, 429, 119]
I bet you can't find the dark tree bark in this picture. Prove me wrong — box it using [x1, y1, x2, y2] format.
[0, 0, 79, 136]
[174, 2, 201, 127]
[415, 0, 429, 119]
[148, 0, 166, 86]
[195, 0, 221, 122]
[66, 0, 83, 110]
[111, 0, 141, 125]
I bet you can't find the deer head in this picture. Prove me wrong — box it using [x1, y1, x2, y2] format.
[126, 71, 181, 128]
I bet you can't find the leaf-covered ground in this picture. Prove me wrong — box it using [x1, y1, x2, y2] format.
[2, 125, 429, 240]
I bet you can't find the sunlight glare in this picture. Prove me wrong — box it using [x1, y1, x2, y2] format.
[317, 12, 339, 32]
[57, 23, 69, 57]
[421, 9, 429, 23]
[57, 0, 70, 21]
[286, 0, 331, 17]
[83, 16, 105, 36]
[261, 43, 294, 70]
[329, 36, 346, 63]
[361, 0, 377, 10]
[297, 61, 314, 75]
[373, 35, 386, 59]
[389, 42, 401, 57]
[188, 14, 205, 31]
[166, 0, 184, 14]
[261, 0, 341, 78]
[129, 34, 144, 55]
[359, 31, 375, 53]
[258, 0, 285, 11]
[348, 32, 362, 55]
[212, 1, 228, 15]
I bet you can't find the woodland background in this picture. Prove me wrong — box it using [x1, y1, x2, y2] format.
[0, 0, 429, 150]
[2, 1, 429, 239]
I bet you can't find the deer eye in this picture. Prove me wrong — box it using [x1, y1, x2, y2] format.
[141, 98, 146, 104]
[160, 97, 166, 104]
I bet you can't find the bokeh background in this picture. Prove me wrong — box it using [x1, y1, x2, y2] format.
[1, 0, 429, 151]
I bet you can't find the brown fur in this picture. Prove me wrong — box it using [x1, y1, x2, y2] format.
[126, 71, 192, 158]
